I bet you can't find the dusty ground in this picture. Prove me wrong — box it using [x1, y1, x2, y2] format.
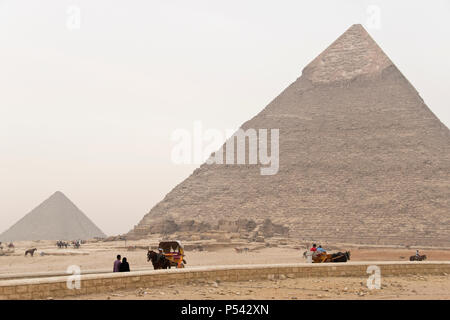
[71, 274, 450, 300]
[1, 239, 450, 275]
[1, 239, 449, 300]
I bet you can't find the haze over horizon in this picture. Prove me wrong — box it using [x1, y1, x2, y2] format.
[1, 0, 449, 236]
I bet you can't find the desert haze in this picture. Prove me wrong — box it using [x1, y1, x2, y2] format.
[1, 3, 449, 302]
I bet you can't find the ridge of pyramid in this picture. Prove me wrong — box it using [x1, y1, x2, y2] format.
[302, 24, 393, 83]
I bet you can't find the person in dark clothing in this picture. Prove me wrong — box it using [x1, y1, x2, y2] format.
[156, 248, 164, 264]
[113, 254, 121, 272]
[119, 257, 130, 272]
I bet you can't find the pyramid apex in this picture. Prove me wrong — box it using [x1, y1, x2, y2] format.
[348, 24, 373, 36]
[343, 24, 369, 35]
[302, 24, 393, 83]
[350, 23, 365, 29]
[51, 191, 67, 198]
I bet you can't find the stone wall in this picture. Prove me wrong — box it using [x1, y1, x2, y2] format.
[1, 262, 449, 300]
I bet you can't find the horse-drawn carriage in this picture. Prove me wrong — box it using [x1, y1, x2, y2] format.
[147, 241, 187, 269]
[304, 250, 351, 263]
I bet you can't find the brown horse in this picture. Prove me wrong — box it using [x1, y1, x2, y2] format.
[25, 248, 37, 257]
[410, 254, 427, 261]
[312, 252, 328, 263]
[328, 251, 351, 262]
[309, 251, 351, 263]
[147, 250, 171, 270]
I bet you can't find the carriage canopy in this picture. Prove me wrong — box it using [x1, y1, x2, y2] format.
[158, 241, 184, 254]
[157, 241, 186, 268]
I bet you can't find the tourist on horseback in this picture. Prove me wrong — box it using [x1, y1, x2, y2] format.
[310, 244, 317, 252]
[416, 250, 420, 258]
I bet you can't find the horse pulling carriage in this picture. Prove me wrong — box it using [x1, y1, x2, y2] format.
[304, 250, 351, 263]
[147, 241, 187, 270]
[410, 254, 427, 261]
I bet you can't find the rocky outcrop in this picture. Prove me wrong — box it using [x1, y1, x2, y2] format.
[216, 218, 257, 233]
[127, 217, 284, 240]
[258, 219, 289, 237]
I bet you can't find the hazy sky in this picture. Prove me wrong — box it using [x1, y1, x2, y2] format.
[1, 0, 449, 236]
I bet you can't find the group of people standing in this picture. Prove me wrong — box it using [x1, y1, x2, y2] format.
[113, 254, 130, 272]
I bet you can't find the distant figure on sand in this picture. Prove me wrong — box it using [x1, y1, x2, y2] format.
[119, 257, 130, 272]
[113, 255, 121, 272]
[73, 240, 80, 249]
[25, 248, 37, 257]
[56, 241, 68, 249]
[410, 250, 427, 261]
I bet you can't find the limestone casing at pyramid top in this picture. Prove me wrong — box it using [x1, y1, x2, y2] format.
[301, 24, 394, 83]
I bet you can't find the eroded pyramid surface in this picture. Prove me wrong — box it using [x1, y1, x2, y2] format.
[129, 25, 450, 246]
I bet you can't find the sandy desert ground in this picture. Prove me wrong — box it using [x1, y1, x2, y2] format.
[71, 274, 450, 300]
[1, 238, 450, 275]
[1, 238, 449, 300]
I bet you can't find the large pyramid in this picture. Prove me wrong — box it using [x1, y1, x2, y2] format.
[129, 24, 450, 246]
[0, 191, 106, 241]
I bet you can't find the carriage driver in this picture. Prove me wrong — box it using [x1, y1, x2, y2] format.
[316, 245, 326, 254]
[156, 248, 164, 263]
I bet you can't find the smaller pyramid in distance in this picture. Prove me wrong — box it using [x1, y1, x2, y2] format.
[0, 191, 106, 241]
